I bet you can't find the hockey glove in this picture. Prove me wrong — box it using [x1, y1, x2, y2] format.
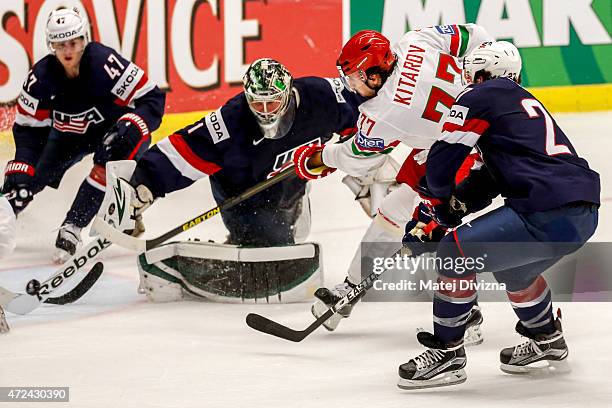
[2, 160, 36, 215]
[402, 203, 447, 256]
[342, 156, 400, 218]
[100, 113, 150, 162]
[293, 144, 336, 180]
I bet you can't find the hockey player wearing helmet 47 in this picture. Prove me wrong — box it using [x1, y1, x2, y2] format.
[1, 7, 165, 263]
[99, 58, 368, 303]
[397, 41, 599, 389]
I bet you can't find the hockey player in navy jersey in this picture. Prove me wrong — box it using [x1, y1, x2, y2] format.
[397, 41, 600, 389]
[126, 58, 366, 247]
[0, 7, 165, 263]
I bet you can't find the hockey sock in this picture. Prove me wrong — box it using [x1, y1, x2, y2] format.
[433, 274, 477, 344]
[64, 179, 105, 228]
[507, 275, 555, 335]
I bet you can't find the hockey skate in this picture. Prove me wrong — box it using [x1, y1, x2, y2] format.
[311, 278, 361, 331]
[53, 223, 82, 264]
[398, 331, 467, 390]
[500, 310, 570, 375]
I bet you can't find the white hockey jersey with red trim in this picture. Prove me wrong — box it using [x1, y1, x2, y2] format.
[323, 24, 492, 176]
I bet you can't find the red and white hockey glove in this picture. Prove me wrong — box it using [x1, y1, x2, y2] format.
[293, 144, 337, 180]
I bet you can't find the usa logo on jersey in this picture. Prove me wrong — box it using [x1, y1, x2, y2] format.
[435, 25, 456, 35]
[53, 107, 105, 134]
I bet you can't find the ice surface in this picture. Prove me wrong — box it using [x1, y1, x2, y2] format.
[1, 112, 611, 407]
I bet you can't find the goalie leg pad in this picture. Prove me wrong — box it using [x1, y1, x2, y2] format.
[137, 241, 324, 303]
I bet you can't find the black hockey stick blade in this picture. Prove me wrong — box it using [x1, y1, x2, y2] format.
[44, 262, 104, 305]
[246, 308, 335, 342]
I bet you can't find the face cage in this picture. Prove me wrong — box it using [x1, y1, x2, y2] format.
[246, 91, 290, 125]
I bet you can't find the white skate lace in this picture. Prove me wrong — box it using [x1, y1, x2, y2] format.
[513, 339, 542, 358]
[414, 349, 446, 370]
[513, 330, 564, 358]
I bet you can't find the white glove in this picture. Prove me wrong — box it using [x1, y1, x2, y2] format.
[342, 156, 401, 218]
[0, 194, 16, 258]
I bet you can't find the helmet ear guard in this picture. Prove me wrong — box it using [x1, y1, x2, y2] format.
[46, 7, 91, 53]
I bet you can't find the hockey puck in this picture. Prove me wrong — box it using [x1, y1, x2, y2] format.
[26, 279, 41, 295]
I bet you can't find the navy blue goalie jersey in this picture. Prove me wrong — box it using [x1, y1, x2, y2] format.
[426, 78, 600, 212]
[134, 77, 364, 198]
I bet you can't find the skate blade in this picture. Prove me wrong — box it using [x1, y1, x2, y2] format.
[311, 302, 342, 332]
[464, 325, 483, 347]
[397, 369, 467, 390]
[500, 358, 571, 376]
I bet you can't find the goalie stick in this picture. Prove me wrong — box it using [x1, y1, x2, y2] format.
[92, 164, 297, 252]
[0, 237, 110, 315]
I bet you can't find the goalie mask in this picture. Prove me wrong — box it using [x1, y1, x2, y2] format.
[243, 58, 296, 140]
[46, 7, 90, 53]
[463, 41, 522, 85]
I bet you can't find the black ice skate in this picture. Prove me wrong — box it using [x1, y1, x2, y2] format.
[53, 223, 82, 264]
[500, 310, 570, 375]
[398, 332, 467, 390]
[311, 278, 361, 331]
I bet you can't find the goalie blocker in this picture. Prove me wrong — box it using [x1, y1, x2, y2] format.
[138, 240, 323, 303]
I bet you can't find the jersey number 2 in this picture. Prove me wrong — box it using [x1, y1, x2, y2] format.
[521, 99, 571, 156]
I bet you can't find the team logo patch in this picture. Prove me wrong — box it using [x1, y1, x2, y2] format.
[446, 105, 469, 126]
[204, 109, 230, 144]
[268, 137, 321, 178]
[435, 25, 456, 35]
[324, 78, 346, 103]
[17, 90, 39, 116]
[53, 107, 104, 134]
[355, 132, 385, 151]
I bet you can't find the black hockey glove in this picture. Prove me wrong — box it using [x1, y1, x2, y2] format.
[100, 113, 150, 162]
[402, 203, 447, 256]
[2, 160, 36, 215]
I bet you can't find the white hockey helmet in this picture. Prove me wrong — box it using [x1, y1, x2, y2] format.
[463, 41, 522, 85]
[46, 7, 90, 53]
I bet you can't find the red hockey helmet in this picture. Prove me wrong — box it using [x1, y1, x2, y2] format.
[337, 30, 396, 95]
[337, 30, 395, 76]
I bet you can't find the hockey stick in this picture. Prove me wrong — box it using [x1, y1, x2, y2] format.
[93, 165, 298, 252]
[246, 220, 441, 342]
[43, 262, 104, 305]
[0, 237, 111, 315]
[246, 265, 386, 342]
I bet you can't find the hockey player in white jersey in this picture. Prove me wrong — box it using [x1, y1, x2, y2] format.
[293, 25, 492, 332]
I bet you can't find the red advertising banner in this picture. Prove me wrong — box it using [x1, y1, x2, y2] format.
[0, 0, 343, 113]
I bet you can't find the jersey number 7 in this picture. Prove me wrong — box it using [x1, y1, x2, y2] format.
[421, 54, 461, 123]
